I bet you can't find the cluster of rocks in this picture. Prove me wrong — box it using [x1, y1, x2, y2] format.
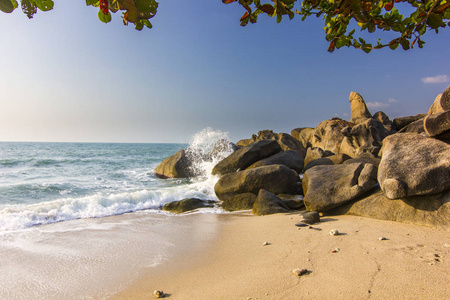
[156, 86, 450, 228]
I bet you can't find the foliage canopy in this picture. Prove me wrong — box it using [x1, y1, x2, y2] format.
[1, 0, 449, 52]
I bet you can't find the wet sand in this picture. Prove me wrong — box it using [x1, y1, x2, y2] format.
[112, 213, 450, 300]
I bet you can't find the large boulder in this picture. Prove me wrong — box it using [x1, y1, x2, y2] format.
[339, 118, 389, 157]
[378, 133, 450, 199]
[329, 188, 450, 229]
[303, 163, 378, 212]
[428, 85, 450, 114]
[211, 140, 281, 176]
[291, 127, 313, 148]
[393, 114, 427, 131]
[343, 153, 381, 167]
[310, 118, 353, 154]
[399, 118, 425, 134]
[208, 139, 238, 158]
[349, 92, 372, 124]
[154, 149, 195, 179]
[373, 111, 396, 134]
[303, 153, 351, 172]
[246, 150, 304, 174]
[236, 130, 307, 157]
[162, 198, 216, 213]
[252, 189, 290, 216]
[424, 110, 450, 138]
[221, 193, 256, 211]
[214, 164, 299, 201]
[304, 147, 334, 166]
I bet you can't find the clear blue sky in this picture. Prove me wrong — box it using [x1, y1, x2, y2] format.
[1, 1, 449, 143]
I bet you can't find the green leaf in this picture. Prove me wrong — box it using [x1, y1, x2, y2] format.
[389, 41, 399, 50]
[85, 0, 98, 5]
[98, 9, 111, 23]
[135, 0, 158, 14]
[0, 0, 18, 13]
[427, 14, 443, 29]
[34, 0, 53, 11]
[276, 14, 282, 23]
[400, 39, 410, 50]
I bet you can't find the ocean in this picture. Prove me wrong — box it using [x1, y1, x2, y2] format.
[0, 128, 233, 299]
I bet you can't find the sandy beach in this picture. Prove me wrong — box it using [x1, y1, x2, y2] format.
[112, 212, 449, 300]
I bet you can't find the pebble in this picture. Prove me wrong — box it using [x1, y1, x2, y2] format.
[332, 248, 340, 253]
[153, 290, 164, 298]
[295, 223, 309, 227]
[379, 237, 388, 241]
[330, 229, 339, 236]
[263, 242, 270, 246]
[292, 268, 308, 276]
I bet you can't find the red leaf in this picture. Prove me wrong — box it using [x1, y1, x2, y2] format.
[260, 4, 275, 15]
[222, 0, 237, 4]
[240, 11, 249, 22]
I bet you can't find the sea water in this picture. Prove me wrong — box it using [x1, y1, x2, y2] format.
[0, 128, 233, 299]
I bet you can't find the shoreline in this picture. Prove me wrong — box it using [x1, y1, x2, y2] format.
[111, 213, 449, 300]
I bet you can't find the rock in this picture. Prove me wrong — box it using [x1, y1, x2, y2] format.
[153, 290, 164, 298]
[378, 133, 450, 199]
[278, 194, 304, 210]
[393, 114, 427, 131]
[208, 139, 238, 158]
[428, 86, 450, 114]
[292, 268, 308, 276]
[236, 130, 307, 157]
[303, 163, 378, 212]
[343, 153, 381, 167]
[339, 118, 389, 157]
[162, 198, 216, 213]
[214, 165, 300, 201]
[291, 127, 314, 148]
[301, 211, 320, 224]
[330, 229, 339, 236]
[236, 136, 255, 148]
[349, 92, 372, 124]
[211, 139, 281, 176]
[154, 149, 195, 179]
[378, 237, 388, 241]
[303, 154, 351, 172]
[263, 242, 270, 246]
[329, 188, 450, 228]
[398, 118, 425, 134]
[221, 193, 256, 211]
[252, 189, 290, 216]
[373, 111, 396, 134]
[304, 147, 334, 167]
[424, 110, 450, 137]
[247, 150, 304, 174]
[310, 118, 354, 154]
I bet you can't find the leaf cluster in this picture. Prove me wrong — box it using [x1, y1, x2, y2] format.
[223, 0, 450, 52]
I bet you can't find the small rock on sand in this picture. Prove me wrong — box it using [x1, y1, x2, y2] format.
[292, 268, 309, 276]
[153, 290, 164, 298]
[330, 229, 339, 236]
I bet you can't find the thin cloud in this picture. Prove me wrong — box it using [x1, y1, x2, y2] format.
[421, 75, 449, 84]
[388, 97, 397, 103]
[367, 101, 390, 109]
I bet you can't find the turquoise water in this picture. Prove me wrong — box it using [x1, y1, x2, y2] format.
[0, 130, 232, 231]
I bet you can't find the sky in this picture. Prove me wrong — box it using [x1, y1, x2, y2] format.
[1, 1, 449, 143]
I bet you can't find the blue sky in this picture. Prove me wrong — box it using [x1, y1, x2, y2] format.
[0, 1, 449, 143]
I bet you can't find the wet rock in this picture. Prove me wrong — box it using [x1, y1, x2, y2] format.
[212, 139, 281, 176]
[215, 164, 299, 202]
[252, 189, 290, 216]
[162, 198, 216, 213]
[154, 149, 195, 179]
[221, 193, 256, 211]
